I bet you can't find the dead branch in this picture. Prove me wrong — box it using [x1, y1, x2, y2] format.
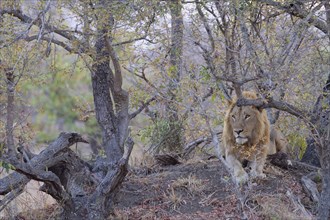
[154, 154, 181, 166]
[237, 2, 265, 78]
[0, 185, 25, 213]
[86, 136, 134, 217]
[196, 2, 215, 53]
[301, 172, 320, 202]
[257, 0, 328, 35]
[0, 9, 85, 46]
[183, 136, 211, 158]
[129, 96, 157, 120]
[0, 133, 87, 197]
[236, 96, 308, 119]
[113, 12, 155, 46]
[105, 36, 122, 93]
[286, 190, 313, 219]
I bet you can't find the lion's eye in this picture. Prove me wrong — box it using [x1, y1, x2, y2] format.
[245, 114, 250, 120]
[231, 115, 236, 121]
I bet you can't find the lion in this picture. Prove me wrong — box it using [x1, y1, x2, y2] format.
[222, 91, 274, 184]
[269, 126, 288, 154]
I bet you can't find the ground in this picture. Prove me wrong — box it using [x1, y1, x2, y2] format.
[10, 158, 318, 220]
[113, 158, 317, 219]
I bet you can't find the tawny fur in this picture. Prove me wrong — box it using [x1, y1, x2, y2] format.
[269, 127, 288, 154]
[222, 91, 270, 184]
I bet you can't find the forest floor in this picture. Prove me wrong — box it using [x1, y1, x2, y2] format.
[12, 157, 318, 220]
[112, 158, 317, 220]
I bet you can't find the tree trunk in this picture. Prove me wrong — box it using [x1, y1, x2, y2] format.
[164, 0, 184, 153]
[91, 33, 123, 163]
[5, 67, 15, 156]
[318, 168, 330, 220]
[0, 1, 133, 219]
[0, 132, 133, 219]
[301, 138, 320, 167]
[315, 73, 330, 219]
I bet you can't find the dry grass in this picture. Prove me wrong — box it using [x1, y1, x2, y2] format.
[163, 187, 187, 210]
[171, 174, 206, 195]
[0, 180, 57, 220]
[254, 193, 312, 220]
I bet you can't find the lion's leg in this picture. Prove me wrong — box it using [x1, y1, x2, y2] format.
[250, 151, 267, 178]
[226, 154, 249, 184]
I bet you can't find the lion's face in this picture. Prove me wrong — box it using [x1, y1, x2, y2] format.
[228, 105, 264, 146]
[222, 91, 271, 183]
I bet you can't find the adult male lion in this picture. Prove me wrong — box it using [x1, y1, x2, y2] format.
[222, 91, 276, 184]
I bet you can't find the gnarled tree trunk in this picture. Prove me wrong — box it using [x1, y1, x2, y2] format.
[0, 132, 133, 219]
[0, 1, 133, 218]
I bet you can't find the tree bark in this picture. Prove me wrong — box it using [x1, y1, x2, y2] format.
[5, 67, 15, 156]
[318, 168, 330, 220]
[91, 34, 123, 163]
[0, 2, 136, 219]
[301, 138, 321, 167]
[0, 132, 133, 219]
[163, 0, 184, 153]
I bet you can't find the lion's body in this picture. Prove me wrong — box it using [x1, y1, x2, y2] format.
[222, 91, 271, 183]
[269, 127, 288, 154]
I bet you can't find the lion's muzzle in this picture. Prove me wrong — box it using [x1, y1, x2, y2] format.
[235, 137, 248, 145]
[234, 129, 248, 145]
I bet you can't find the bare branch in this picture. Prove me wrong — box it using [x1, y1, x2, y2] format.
[105, 37, 122, 93]
[236, 96, 308, 119]
[182, 87, 214, 120]
[5, 68, 15, 156]
[183, 136, 211, 158]
[1, 9, 82, 42]
[129, 96, 157, 120]
[196, 2, 215, 53]
[0, 172, 30, 196]
[88, 136, 134, 215]
[113, 35, 153, 46]
[237, 4, 265, 78]
[0, 185, 25, 213]
[24, 35, 74, 53]
[0, 133, 87, 197]
[257, 0, 328, 35]
[123, 65, 166, 98]
[0, 9, 87, 52]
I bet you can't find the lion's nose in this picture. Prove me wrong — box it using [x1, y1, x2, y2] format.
[234, 129, 243, 135]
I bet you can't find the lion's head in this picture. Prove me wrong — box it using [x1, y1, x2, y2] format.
[223, 91, 270, 147]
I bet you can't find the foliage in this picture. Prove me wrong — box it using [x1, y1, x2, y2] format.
[0, 0, 329, 217]
[22, 54, 93, 143]
[141, 118, 184, 154]
[287, 133, 308, 160]
[0, 160, 14, 173]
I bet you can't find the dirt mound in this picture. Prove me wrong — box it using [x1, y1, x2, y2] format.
[8, 159, 317, 219]
[113, 159, 317, 219]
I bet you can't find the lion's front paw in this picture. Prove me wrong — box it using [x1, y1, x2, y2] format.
[234, 171, 249, 184]
[250, 171, 266, 179]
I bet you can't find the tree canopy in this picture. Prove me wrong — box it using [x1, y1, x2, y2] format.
[0, 0, 329, 219]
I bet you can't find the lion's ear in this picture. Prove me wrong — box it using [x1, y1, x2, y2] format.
[253, 106, 263, 112]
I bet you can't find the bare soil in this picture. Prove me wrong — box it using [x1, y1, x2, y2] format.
[113, 159, 317, 219]
[11, 158, 317, 220]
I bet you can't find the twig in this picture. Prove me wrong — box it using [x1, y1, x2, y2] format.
[0, 185, 25, 213]
[286, 190, 313, 219]
[201, 99, 249, 220]
[129, 96, 157, 120]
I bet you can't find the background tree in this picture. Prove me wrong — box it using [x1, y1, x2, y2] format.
[0, 0, 329, 219]
[0, 0, 155, 218]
